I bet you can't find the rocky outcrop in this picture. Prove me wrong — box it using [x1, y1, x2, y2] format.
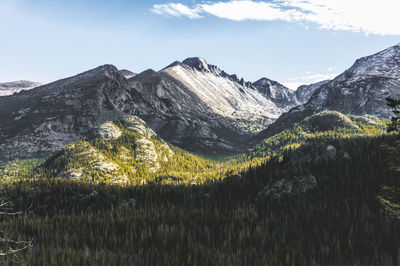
[96, 122, 122, 139]
[43, 116, 174, 183]
[257, 175, 318, 199]
[119, 116, 156, 137]
[287, 143, 342, 166]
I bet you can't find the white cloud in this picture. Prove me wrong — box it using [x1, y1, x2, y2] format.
[282, 82, 306, 91]
[199, 1, 305, 22]
[151, 0, 400, 35]
[291, 72, 338, 82]
[284, 71, 338, 90]
[283, 0, 400, 35]
[151, 3, 202, 19]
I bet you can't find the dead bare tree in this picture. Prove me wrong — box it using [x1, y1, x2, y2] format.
[0, 192, 33, 259]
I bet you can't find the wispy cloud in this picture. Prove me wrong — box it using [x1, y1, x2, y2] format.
[284, 70, 338, 90]
[151, 0, 400, 35]
[291, 72, 338, 83]
[199, 1, 306, 22]
[151, 3, 202, 19]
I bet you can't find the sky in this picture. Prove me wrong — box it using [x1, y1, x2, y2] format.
[0, 0, 399, 90]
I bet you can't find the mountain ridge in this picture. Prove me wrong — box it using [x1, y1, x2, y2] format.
[257, 43, 400, 140]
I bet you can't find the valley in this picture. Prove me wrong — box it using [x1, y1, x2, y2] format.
[0, 44, 400, 265]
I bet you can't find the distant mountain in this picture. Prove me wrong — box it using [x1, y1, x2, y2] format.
[258, 43, 400, 139]
[295, 80, 330, 104]
[0, 58, 297, 161]
[0, 80, 43, 96]
[253, 77, 298, 108]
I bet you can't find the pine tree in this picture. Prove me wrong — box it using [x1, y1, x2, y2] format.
[386, 97, 400, 133]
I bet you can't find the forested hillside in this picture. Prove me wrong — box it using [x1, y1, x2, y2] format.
[0, 110, 399, 264]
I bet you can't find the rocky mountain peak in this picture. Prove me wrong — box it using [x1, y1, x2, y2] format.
[254, 77, 279, 86]
[182, 57, 210, 72]
[339, 44, 400, 81]
[253, 77, 297, 105]
[86, 64, 120, 78]
[51, 64, 124, 89]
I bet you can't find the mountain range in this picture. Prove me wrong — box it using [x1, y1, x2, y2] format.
[0, 57, 298, 161]
[1, 44, 400, 162]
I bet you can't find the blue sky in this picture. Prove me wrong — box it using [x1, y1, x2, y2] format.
[1, 0, 399, 89]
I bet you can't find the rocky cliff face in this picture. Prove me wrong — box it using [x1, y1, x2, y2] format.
[258, 44, 400, 139]
[0, 80, 43, 96]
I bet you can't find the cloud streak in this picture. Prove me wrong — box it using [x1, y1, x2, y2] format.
[151, 0, 400, 35]
[284, 71, 338, 90]
[151, 3, 202, 19]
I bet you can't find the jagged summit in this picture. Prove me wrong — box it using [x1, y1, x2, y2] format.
[156, 57, 299, 125]
[84, 64, 120, 78]
[182, 57, 210, 72]
[253, 77, 297, 107]
[163, 57, 256, 87]
[253, 77, 287, 96]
